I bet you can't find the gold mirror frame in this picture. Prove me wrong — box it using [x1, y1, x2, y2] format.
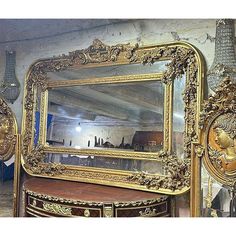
[199, 77, 236, 187]
[21, 39, 205, 196]
[0, 96, 17, 161]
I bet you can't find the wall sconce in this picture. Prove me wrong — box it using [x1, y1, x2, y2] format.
[0, 51, 20, 104]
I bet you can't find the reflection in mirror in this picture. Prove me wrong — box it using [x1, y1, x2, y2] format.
[46, 81, 164, 154]
[44, 153, 163, 174]
[175, 193, 190, 217]
[173, 75, 186, 158]
[47, 61, 168, 81]
[34, 90, 42, 146]
[201, 166, 231, 217]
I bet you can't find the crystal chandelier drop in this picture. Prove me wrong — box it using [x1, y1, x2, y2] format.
[207, 19, 236, 91]
[0, 51, 20, 104]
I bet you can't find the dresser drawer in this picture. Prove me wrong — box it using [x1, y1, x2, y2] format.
[23, 179, 171, 217]
[25, 194, 103, 217]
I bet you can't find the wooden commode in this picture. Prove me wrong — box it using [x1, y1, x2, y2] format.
[23, 178, 171, 217]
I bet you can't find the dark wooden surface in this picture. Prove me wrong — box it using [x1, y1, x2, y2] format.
[24, 177, 165, 202]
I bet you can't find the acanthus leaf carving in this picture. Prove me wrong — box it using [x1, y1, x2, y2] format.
[0, 97, 17, 161]
[127, 152, 190, 191]
[200, 76, 236, 128]
[24, 145, 65, 176]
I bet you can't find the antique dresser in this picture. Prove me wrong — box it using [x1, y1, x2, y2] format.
[23, 178, 171, 217]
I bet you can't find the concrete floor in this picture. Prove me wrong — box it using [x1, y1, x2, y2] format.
[0, 180, 13, 217]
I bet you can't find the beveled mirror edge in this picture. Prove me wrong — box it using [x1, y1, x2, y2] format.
[20, 157, 190, 195]
[21, 40, 205, 198]
[40, 73, 166, 160]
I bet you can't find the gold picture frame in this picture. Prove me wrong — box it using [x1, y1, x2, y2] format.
[21, 39, 205, 197]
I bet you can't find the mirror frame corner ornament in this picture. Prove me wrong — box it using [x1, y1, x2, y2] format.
[21, 39, 205, 196]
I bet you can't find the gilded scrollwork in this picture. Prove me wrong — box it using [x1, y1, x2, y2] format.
[0, 97, 17, 161]
[139, 207, 158, 217]
[199, 77, 236, 128]
[43, 202, 72, 216]
[127, 152, 190, 191]
[195, 145, 205, 159]
[24, 145, 65, 176]
[68, 39, 139, 64]
[25, 188, 168, 208]
[22, 40, 203, 194]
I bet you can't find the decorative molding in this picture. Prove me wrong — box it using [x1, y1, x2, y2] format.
[103, 204, 113, 217]
[139, 207, 158, 217]
[127, 152, 190, 191]
[113, 196, 168, 207]
[195, 145, 205, 159]
[83, 209, 90, 217]
[43, 202, 72, 216]
[25, 189, 168, 208]
[200, 77, 236, 128]
[0, 96, 17, 161]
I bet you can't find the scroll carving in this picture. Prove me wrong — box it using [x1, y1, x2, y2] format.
[139, 207, 158, 217]
[43, 202, 72, 216]
[127, 152, 190, 191]
[0, 97, 17, 161]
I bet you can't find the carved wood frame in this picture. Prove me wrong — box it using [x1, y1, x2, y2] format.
[21, 39, 205, 198]
[0, 96, 17, 161]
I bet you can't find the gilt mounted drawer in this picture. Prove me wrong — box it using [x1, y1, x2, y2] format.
[23, 178, 171, 217]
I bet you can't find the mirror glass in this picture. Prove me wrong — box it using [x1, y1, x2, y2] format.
[172, 75, 186, 158]
[44, 153, 163, 174]
[46, 81, 164, 154]
[34, 90, 42, 146]
[201, 166, 231, 217]
[47, 61, 168, 81]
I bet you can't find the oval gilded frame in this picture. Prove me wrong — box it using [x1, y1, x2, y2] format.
[200, 77, 236, 187]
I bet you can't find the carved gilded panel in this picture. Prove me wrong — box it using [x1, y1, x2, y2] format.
[0, 96, 17, 161]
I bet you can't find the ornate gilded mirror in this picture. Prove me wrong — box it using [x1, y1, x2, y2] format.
[0, 96, 17, 161]
[21, 39, 205, 197]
